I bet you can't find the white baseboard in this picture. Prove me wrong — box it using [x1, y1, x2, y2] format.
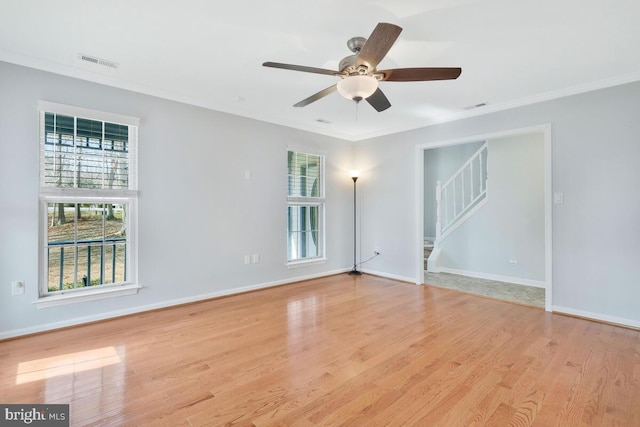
[0, 268, 350, 340]
[437, 267, 546, 289]
[552, 306, 640, 329]
[360, 268, 417, 284]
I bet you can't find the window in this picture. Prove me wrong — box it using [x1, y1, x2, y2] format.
[38, 101, 140, 306]
[287, 149, 325, 264]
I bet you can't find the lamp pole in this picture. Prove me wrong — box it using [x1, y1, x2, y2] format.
[349, 172, 362, 275]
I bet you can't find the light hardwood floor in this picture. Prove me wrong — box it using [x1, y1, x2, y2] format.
[1, 274, 639, 426]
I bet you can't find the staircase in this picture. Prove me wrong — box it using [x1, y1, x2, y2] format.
[428, 142, 488, 272]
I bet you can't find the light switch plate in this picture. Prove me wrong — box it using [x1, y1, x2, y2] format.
[553, 192, 564, 204]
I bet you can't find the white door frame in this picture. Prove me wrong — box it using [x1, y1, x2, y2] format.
[414, 124, 553, 311]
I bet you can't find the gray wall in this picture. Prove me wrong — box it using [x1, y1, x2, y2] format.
[0, 61, 353, 337]
[438, 134, 545, 281]
[2, 60, 640, 334]
[356, 81, 640, 326]
[423, 140, 485, 238]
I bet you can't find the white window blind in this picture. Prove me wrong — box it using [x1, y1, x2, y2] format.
[40, 112, 137, 193]
[288, 151, 323, 198]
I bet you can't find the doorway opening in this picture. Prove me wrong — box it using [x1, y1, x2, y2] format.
[415, 125, 552, 311]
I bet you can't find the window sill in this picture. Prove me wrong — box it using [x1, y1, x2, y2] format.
[287, 257, 327, 269]
[33, 284, 142, 309]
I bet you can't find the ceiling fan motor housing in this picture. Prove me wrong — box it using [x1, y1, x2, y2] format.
[339, 54, 371, 76]
[341, 36, 373, 75]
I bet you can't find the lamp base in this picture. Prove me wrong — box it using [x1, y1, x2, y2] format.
[348, 269, 362, 276]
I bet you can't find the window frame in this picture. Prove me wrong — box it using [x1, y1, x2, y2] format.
[36, 101, 140, 308]
[286, 147, 327, 267]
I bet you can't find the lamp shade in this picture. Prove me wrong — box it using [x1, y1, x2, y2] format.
[337, 76, 378, 101]
[349, 170, 360, 179]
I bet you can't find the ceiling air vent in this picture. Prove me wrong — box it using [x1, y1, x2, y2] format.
[464, 102, 487, 110]
[79, 54, 119, 69]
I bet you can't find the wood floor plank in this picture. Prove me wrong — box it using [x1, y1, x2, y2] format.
[0, 274, 638, 426]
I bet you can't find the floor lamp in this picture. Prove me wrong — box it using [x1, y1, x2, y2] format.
[348, 170, 362, 275]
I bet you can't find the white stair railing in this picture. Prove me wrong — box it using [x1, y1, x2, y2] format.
[435, 142, 488, 243]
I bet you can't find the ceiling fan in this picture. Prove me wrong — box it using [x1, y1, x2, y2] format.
[263, 23, 461, 112]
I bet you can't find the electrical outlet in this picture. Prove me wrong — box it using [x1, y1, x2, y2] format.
[252, 253, 260, 264]
[12, 281, 25, 295]
[508, 259, 518, 265]
[374, 246, 380, 255]
[244, 255, 251, 265]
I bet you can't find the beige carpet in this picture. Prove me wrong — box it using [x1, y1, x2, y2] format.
[424, 272, 545, 308]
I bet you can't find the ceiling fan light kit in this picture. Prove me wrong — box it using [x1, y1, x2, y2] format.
[263, 22, 461, 112]
[337, 75, 379, 102]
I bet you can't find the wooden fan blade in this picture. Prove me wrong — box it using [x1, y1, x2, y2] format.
[378, 67, 462, 82]
[263, 62, 339, 76]
[357, 23, 402, 70]
[366, 87, 392, 112]
[294, 85, 338, 107]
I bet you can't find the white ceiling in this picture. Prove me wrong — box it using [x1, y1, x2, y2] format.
[2, 0, 640, 141]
